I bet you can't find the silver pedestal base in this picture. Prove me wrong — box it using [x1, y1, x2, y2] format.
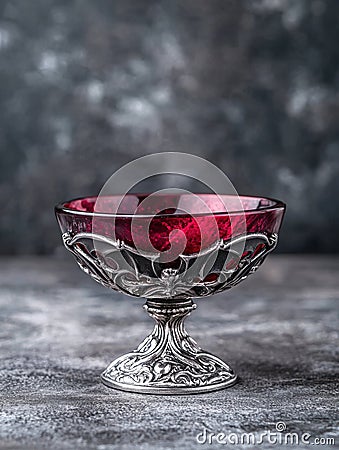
[101, 299, 237, 394]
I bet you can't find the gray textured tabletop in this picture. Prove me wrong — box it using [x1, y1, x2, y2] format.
[0, 255, 338, 449]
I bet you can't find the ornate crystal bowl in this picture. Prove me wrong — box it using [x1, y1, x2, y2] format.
[55, 194, 285, 394]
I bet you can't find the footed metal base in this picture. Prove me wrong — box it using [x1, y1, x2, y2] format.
[101, 299, 237, 394]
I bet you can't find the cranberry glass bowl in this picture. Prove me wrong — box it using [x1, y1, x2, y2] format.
[55, 194, 285, 394]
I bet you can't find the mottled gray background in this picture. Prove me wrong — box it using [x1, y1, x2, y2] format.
[1, 0, 339, 255]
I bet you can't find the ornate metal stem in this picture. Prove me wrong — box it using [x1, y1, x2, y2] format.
[101, 299, 237, 394]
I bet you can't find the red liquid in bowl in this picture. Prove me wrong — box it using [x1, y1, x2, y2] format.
[55, 194, 285, 255]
